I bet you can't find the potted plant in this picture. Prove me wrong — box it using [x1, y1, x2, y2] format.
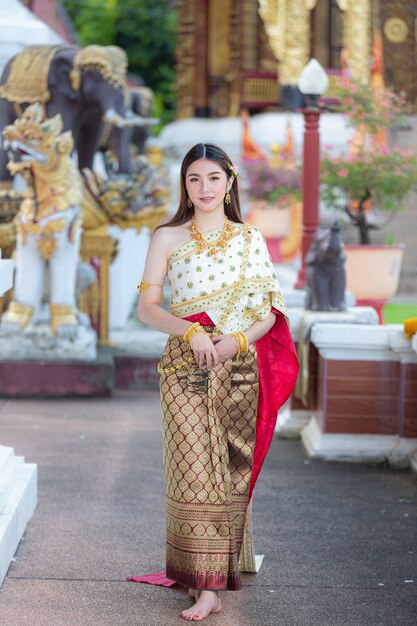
[320, 79, 417, 306]
[244, 160, 302, 239]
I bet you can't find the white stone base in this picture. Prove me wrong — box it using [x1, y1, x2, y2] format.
[276, 404, 310, 439]
[0, 445, 37, 587]
[301, 416, 417, 469]
[0, 321, 97, 361]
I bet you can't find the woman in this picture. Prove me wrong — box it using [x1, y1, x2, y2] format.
[138, 143, 298, 621]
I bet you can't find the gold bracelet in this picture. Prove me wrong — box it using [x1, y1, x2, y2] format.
[231, 333, 241, 360]
[240, 331, 249, 355]
[235, 331, 249, 355]
[183, 322, 208, 344]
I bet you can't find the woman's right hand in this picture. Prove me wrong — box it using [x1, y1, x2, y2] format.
[190, 333, 219, 370]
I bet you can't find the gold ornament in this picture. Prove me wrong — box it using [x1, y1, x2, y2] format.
[50, 304, 78, 334]
[0, 45, 61, 104]
[225, 191, 231, 205]
[231, 331, 249, 363]
[70, 45, 127, 93]
[157, 354, 195, 374]
[183, 322, 209, 344]
[188, 216, 235, 259]
[2, 301, 33, 330]
[343, 0, 372, 83]
[3, 103, 82, 226]
[137, 280, 163, 293]
[383, 18, 408, 44]
[187, 197, 193, 208]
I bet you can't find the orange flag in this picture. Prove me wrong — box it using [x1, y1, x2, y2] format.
[241, 108, 267, 161]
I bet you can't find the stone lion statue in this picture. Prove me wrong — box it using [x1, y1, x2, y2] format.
[1, 102, 83, 338]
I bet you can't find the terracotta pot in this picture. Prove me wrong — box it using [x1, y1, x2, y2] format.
[344, 244, 405, 300]
[246, 201, 291, 238]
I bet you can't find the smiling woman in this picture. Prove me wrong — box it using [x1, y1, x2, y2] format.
[136, 143, 298, 621]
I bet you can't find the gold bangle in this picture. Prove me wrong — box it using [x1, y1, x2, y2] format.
[183, 322, 208, 344]
[231, 333, 241, 359]
[236, 331, 249, 355]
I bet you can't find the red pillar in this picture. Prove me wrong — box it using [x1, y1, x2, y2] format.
[295, 108, 323, 288]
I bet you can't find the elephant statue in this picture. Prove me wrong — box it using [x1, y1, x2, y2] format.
[0, 44, 156, 183]
[99, 84, 155, 177]
[305, 222, 347, 311]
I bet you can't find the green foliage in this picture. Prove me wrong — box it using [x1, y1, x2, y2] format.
[321, 147, 417, 213]
[320, 77, 417, 243]
[331, 78, 407, 133]
[63, 0, 177, 121]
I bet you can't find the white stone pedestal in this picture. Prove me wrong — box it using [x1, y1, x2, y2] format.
[299, 323, 417, 469]
[0, 258, 38, 588]
[108, 226, 151, 330]
[276, 307, 378, 440]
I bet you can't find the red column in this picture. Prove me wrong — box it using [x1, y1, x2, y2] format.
[295, 108, 323, 288]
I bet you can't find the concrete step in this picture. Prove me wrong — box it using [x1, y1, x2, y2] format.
[0, 445, 37, 587]
[0, 445, 14, 475]
[0, 453, 24, 510]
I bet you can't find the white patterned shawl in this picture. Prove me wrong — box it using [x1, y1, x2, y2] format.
[167, 223, 289, 334]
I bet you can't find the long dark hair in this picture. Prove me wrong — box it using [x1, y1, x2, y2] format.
[157, 143, 243, 229]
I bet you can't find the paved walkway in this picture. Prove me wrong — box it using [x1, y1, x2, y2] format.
[0, 391, 416, 626]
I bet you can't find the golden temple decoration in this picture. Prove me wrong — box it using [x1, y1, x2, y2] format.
[258, 0, 286, 62]
[208, 0, 231, 76]
[17, 218, 67, 261]
[259, 0, 312, 86]
[383, 17, 408, 44]
[336, 0, 348, 10]
[343, 0, 372, 83]
[4, 104, 82, 223]
[0, 45, 61, 104]
[175, 0, 197, 119]
[79, 233, 117, 346]
[70, 45, 127, 92]
[304, 0, 318, 8]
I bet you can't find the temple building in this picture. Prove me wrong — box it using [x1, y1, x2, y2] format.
[175, 0, 417, 118]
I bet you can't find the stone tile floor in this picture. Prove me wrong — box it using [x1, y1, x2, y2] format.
[0, 391, 416, 626]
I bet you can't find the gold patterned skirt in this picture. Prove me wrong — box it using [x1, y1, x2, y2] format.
[159, 333, 259, 591]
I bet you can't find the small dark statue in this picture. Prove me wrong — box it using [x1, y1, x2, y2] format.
[305, 222, 346, 311]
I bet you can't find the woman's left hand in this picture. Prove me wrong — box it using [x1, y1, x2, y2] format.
[211, 334, 239, 363]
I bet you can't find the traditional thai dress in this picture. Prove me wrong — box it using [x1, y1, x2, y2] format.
[156, 222, 299, 592]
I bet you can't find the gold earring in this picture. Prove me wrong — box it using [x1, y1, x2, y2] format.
[225, 192, 231, 205]
[186, 197, 193, 208]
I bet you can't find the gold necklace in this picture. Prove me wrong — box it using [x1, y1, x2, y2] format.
[189, 216, 234, 259]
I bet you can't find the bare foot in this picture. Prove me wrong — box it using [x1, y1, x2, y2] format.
[188, 588, 199, 599]
[181, 590, 222, 621]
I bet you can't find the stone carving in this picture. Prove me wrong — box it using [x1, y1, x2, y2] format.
[0, 103, 88, 343]
[305, 222, 346, 311]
